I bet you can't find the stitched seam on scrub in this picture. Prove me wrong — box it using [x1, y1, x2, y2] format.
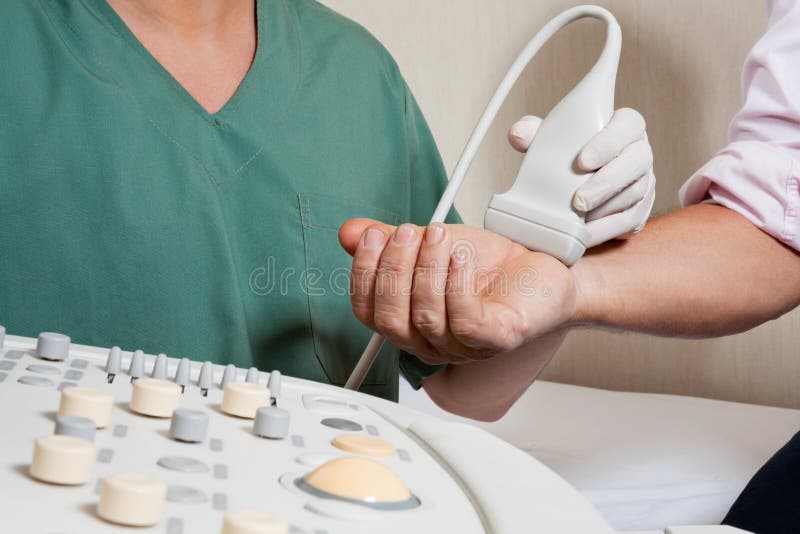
[47, 0, 304, 190]
[299, 194, 402, 230]
[74, 0, 223, 129]
[298, 194, 336, 385]
[44, 0, 221, 189]
[215, 0, 304, 189]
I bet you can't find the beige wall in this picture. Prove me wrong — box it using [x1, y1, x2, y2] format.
[321, 1, 800, 409]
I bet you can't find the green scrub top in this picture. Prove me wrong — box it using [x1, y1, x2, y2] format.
[0, 0, 458, 400]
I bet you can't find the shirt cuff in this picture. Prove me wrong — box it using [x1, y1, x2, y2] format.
[679, 141, 800, 252]
[399, 351, 446, 390]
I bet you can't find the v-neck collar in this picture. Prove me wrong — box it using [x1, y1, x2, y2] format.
[42, 0, 303, 185]
[89, 0, 266, 121]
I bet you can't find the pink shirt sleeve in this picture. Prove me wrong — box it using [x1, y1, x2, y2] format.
[679, 0, 800, 251]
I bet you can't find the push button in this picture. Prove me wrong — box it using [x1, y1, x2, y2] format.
[97, 473, 166, 527]
[130, 378, 181, 417]
[221, 509, 288, 534]
[221, 382, 270, 419]
[58, 387, 113, 428]
[331, 434, 395, 457]
[29, 435, 94, 485]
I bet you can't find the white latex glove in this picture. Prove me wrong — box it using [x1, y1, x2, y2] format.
[508, 108, 656, 247]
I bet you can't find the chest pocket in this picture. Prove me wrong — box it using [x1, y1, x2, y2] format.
[298, 193, 403, 391]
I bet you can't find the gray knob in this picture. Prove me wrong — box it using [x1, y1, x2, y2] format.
[129, 350, 145, 381]
[37, 332, 71, 361]
[54, 415, 96, 443]
[152, 354, 168, 380]
[174, 358, 191, 391]
[169, 409, 209, 443]
[220, 364, 237, 389]
[267, 371, 282, 399]
[105, 347, 122, 383]
[198, 362, 213, 394]
[245, 367, 259, 384]
[0, 325, 5, 349]
[253, 406, 290, 439]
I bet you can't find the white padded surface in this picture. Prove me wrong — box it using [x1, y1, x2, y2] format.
[400, 379, 800, 531]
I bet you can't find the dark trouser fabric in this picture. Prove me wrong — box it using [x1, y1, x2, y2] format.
[723, 431, 800, 533]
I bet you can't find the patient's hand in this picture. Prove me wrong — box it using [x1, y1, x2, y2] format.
[338, 219, 575, 365]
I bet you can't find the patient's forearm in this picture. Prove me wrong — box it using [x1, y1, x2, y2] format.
[572, 204, 800, 337]
[421, 331, 566, 422]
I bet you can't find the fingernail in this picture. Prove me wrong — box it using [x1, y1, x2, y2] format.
[510, 124, 526, 141]
[580, 147, 598, 169]
[573, 194, 588, 212]
[364, 228, 384, 249]
[393, 224, 416, 245]
[425, 225, 445, 244]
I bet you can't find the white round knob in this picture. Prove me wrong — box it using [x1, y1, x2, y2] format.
[36, 332, 71, 361]
[29, 435, 94, 485]
[58, 387, 113, 428]
[130, 378, 181, 418]
[221, 509, 289, 534]
[220, 382, 270, 419]
[97, 473, 166, 527]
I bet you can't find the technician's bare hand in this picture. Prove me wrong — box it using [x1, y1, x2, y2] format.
[509, 108, 656, 246]
[339, 219, 575, 365]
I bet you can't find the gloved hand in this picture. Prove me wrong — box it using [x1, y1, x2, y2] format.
[508, 108, 656, 247]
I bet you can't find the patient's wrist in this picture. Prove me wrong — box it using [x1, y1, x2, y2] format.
[567, 255, 605, 327]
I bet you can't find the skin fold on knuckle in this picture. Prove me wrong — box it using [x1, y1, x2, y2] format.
[411, 308, 443, 336]
[372, 302, 409, 338]
[448, 314, 493, 351]
[377, 255, 412, 280]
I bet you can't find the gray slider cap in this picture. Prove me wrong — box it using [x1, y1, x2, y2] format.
[152, 354, 168, 380]
[105, 347, 122, 374]
[198, 362, 214, 390]
[245, 367, 259, 384]
[267, 370, 282, 398]
[170, 409, 209, 443]
[37, 332, 71, 361]
[0, 325, 5, 349]
[54, 415, 96, 443]
[253, 406, 290, 439]
[220, 364, 237, 389]
[129, 350, 145, 378]
[174, 358, 191, 387]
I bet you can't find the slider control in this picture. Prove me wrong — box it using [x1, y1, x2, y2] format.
[220, 364, 237, 389]
[245, 367, 259, 384]
[129, 350, 145, 383]
[105, 347, 121, 383]
[152, 354, 168, 380]
[198, 362, 213, 397]
[174, 358, 191, 393]
[268, 371, 281, 405]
